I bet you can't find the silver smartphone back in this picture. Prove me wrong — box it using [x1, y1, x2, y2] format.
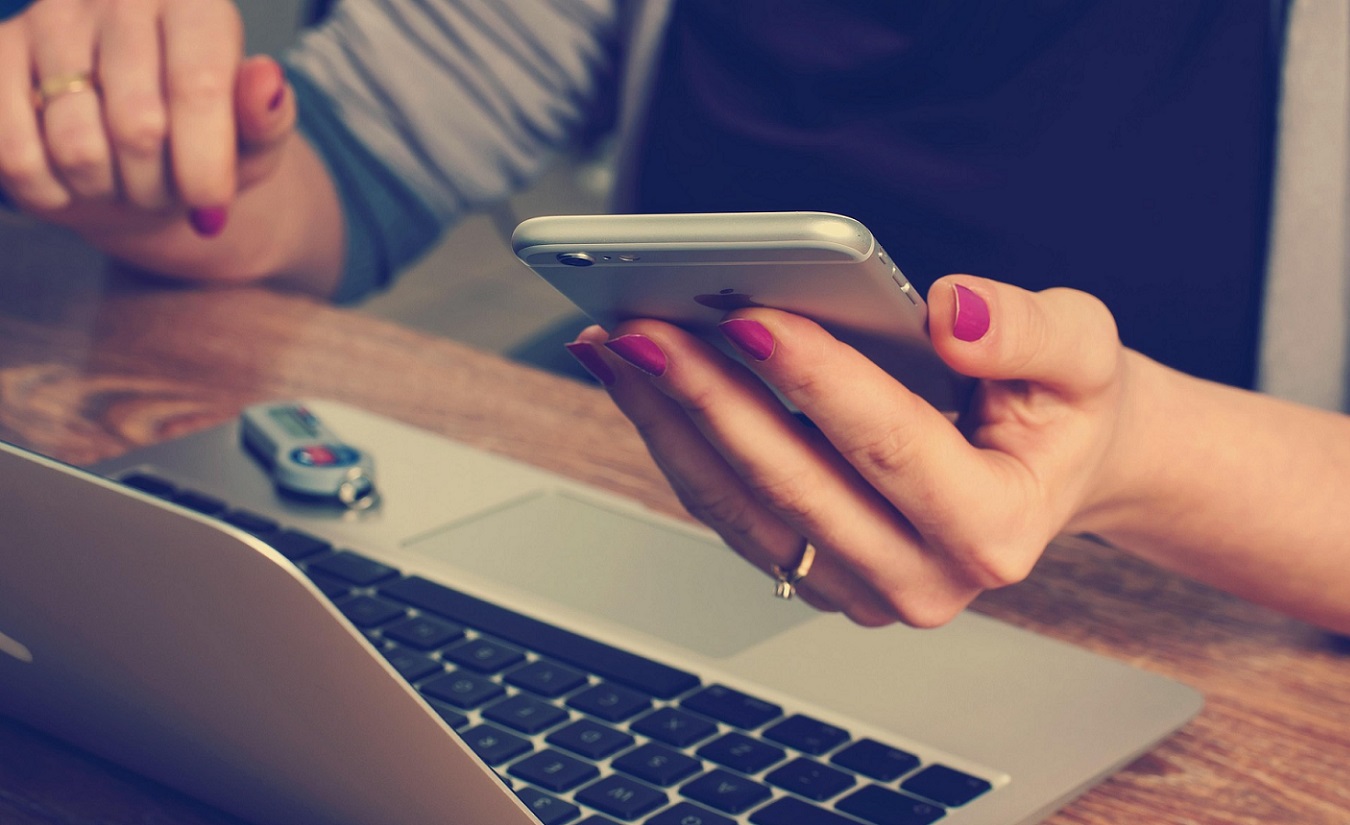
[512, 211, 969, 412]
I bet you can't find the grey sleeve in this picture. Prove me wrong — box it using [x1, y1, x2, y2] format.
[287, 68, 441, 302]
[284, 0, 622, 301]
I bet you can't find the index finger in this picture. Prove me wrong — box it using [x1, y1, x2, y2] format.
[161, 1, 243, 210]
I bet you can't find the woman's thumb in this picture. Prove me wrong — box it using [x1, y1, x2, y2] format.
[928, 274, 1122, 396]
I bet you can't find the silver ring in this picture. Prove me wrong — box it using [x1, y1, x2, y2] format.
[771, 542, 816, 600]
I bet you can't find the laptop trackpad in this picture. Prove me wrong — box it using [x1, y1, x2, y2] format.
[402, 490, 815, 659]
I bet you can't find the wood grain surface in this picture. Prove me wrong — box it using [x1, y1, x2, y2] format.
[0, 221, 1345, 825]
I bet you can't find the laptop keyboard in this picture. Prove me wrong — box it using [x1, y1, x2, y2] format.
[120, 472, 994, 825]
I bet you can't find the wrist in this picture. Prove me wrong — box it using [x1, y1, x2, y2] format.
[1063, 348, 1181, 540]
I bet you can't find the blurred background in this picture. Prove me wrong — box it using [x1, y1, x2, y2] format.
[240, 0, 600, 369]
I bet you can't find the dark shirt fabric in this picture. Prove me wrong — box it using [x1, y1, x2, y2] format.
[633, 0, 1282, 388]
[0, 0, 34, 22]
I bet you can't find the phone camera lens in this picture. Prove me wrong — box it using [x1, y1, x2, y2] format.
[557, 252, 595, 267]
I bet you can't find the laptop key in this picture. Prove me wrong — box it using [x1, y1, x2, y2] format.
[506, 659, 589, 697]
[567, 682, 652, 722]
[682, 684, 782, 730]
[425, 700, 470, 730]
[172, 490, 227, 516]
[575, 775, 668, 820]
[457, 723, 533, 766]
[265, 529, 331, 561]
[748, 796, 859, 825]
[631, 708, 718, 748]
[516, 786, 582, 825]
[611, 743, 702, 787]
[509, 749, 601, 793]
[547, 719, 635, 760]
[647, 801, 735, 825]
[119, 472, 176, 498]
[900, 764, 991, 807]
[680, 768, 772, 815]
[697, 732, 786, 775]
[308, 550, 399, 586]
[483, 694, 570, 735]
[222, 509, 279, 535]
[381, 576, 700, 699]
[382, 615, 465, 651]
[333, 594, 407, 629]
[419, 669, 505, 709]
[444, 637, 526, 674]
[762, 714, 850, 756]
[829, 739, 920, 782]
[764, 757, 856, 801]
[836, 785, 945, 825]
[379, 646, 443, 683]
[306, 571, 351, 600]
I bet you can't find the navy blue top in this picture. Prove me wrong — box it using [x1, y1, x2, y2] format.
[633, 0, 1282, 387]
[0, 0, 33, 21]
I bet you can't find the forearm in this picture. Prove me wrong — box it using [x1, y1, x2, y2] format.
[82, 135, 344, 298]
[1084, 351, 1350, 633]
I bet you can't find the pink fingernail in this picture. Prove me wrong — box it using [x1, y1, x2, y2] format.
[564, 341, 615, 386]
[720, 318, 775, 361]
[189, 206, 229, 237]
[952, 284, 990, 342]
[605, 334, 667, 377]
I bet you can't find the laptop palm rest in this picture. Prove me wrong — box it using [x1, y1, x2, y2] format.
[402, 489, 814, 659]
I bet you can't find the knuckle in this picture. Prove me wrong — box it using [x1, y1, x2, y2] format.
[668, 388, 824, 526]
[950, 535, 1038, 590]
[1037, 288, 1123, 386]
[674, 378, 723, 422]
[839, 423, 922, 479]
[741, 469, 817, 524]
[768, 364, 831, 409]
[881, 592, 962, 629]
[107, 101, 169, 159]
[1060, 288, 1117, 337]
[986, 550, 1037, 589]
[1004, 296, 1053, 375]
[169, 65, 235, 104]
[842, 603, 899, 628]
[673, 483, 759, 546]
[1072, 291, 1123, 381]
[46, 126, 110, 176]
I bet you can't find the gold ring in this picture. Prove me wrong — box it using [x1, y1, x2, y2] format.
[33, 71, 98, 110]
[771, 542, 816, 600]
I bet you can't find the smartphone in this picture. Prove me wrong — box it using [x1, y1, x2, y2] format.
[512, 211, 971, 413]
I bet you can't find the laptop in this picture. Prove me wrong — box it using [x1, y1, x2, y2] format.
[0, 398, 1202, 825]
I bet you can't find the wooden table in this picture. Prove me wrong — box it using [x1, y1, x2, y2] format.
[0, 218, 1346, 825]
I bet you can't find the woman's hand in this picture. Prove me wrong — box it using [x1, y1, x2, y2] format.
[567, 275, 1137, 628]
[0, 0, 295, 240]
